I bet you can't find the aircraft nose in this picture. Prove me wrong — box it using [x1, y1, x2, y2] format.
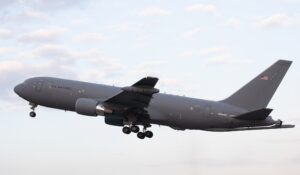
[14, 83, 24, 96]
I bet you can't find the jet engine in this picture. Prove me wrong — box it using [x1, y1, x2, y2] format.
[75, 98, 112, 116]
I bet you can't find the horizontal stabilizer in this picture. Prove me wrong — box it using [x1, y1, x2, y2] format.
[207, 124, 295, 132]
[235, 108, 273, 120]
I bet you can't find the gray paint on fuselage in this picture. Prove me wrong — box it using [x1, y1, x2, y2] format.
[15, 77, 278, 130]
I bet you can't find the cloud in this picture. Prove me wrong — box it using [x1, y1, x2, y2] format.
[134, 36, 147, 48]
[0, 0, 17, 9]
[0, 59, 78, 109]
[17, 10, 47, 20]
[28, 45, 124, 73]
[139, 6, 171, 16]
[0, 47, 13, 54]
[30, 44, 74, 63]
[179, 46, 252, 65]
[18, 26, 68, 44]
[0, 1, 87, 24]
[0, 44, 125, 107]
[0, 0, 84, 10]
[73, 33, 108, 43]
[0, 28, 13, 38]
[130, 60, 167, 77]
[26, 0, 87, 11]
[206, 53, 252, 65]
[182, 27, 207, 38]
[222, 18, 241, 28]
[185, 3, 217, 14]
[179, 46, 228, 57]
[256, 13, 298, 28]
[108, 22, 141, 32]
[0, 9, 47, 23]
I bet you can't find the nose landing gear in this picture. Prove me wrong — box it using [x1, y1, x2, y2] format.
[29, 103, 37, 118]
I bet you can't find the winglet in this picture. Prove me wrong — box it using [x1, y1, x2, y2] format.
[132, 77, 159, 88]
[122, 77, 159, 95]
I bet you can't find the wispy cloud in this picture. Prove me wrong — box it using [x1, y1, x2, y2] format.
[130, 60, 167, 77]
[108, 22, 141, 32]
[17, 10, 47, 20]
[185, 3, 218, 14]
[24, 0, 89, 11]
[73, 32, 108, 43]
[139, 6, 171, 16]
[0, 28, 13, 38]
[18, 26, 68, 44]
[179, 46, 228, 57]
[0, 47, 13, 54]
[256, 13, 298, 28]
[222, 18, 241, 28]
[179, 46, 252, 65]
[182, 27, 207, 39]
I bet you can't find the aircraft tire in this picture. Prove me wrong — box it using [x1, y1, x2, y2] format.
[122, 127, 131, 134]
[29, 111, 36, 118]
[131, 125, 140, 133]
[137, 132, 145, 139]
[145, 131, 153, 138]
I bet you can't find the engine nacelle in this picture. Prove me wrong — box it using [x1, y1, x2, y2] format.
[75, 98, 112, 116]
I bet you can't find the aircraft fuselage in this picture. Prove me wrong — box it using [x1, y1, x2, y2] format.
[14, 77, 278, 131]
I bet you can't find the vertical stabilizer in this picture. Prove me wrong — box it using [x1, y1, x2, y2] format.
[221, 60, 292, 111]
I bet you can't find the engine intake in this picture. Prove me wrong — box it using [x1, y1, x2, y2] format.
[75, 98, 112, 116]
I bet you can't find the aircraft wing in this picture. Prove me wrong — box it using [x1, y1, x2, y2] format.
[104, 77, 159, 109]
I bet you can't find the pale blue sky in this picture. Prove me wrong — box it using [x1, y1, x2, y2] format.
[0, 0, 300, 175]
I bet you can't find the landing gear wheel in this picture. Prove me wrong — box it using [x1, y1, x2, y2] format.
[131, 125, 140, 133]
[29, 111, 36, 118]
[122, 127, 131, 134]
[145, 131, 153, 138]
[137, 132, 145, 139]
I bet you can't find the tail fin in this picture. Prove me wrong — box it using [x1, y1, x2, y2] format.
[221, 60, 292, 111]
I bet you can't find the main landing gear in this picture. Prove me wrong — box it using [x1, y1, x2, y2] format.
[122, 125, 153, 139]
[29, 103, 37, 118]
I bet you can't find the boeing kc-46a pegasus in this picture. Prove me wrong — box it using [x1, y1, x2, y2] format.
[14, 60, 295, 139]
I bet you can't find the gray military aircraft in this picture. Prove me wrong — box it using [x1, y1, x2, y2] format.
[14, 60, 294, 139]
